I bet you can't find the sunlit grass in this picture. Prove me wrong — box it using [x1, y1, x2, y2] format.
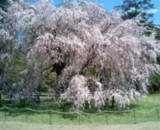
[1, 121, 160, 130]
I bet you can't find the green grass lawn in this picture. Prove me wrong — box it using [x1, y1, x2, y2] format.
[0, 93, 160, 125]
[1, 121, 160, 130]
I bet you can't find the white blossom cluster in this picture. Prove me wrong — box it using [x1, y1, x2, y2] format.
[1, 0, 160, 110]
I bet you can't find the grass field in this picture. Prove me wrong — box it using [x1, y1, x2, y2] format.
[0, 93, 160, 125]
[0, 121, 160, 130]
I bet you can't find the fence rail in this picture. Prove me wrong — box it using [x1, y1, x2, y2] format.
[0, 106, 160, 125]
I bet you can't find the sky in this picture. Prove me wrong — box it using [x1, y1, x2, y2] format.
[27, 0, 160, 24]
[90, 0, 160, 24]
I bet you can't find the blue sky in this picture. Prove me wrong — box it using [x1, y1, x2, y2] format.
[88, 0, 160, 24]
[27, 0, 160, 24]
[149, 0, 160, 24]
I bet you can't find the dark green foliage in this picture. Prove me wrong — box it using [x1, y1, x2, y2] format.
[155, 26, 160, 40]
[84, 69, 97, 77]
[9, 101, 38, 108]
[59, 102, 73, 112]
[41, 72, 57, 91]
[0, 0, 10, 11]
[148, 73, 160, 93]
[118, 0, 154, 22]
[157, 56, 160, 64]
[140, 22, 160, 94]
[144, 23, 160, 40]
[0, 0, 7, 7]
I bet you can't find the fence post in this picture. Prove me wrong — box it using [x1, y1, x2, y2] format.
[134, 109, 136, 124]
[26, 112, 28, 122]
[49, 110, 52, 125]
[105, 112, 108, 125]
[78, 111, 81, 125]
[4, 110, 6, 121]
[156, 108, 159, 120]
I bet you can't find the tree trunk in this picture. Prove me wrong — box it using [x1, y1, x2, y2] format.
[111, 96, 115, 109]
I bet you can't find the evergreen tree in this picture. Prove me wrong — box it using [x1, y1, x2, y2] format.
[118, 0, 154, 22]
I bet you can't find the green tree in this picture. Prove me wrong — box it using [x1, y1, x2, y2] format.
[118, 0, 154, 22]
[0, 0, 9, 10]
[0, 40, 28, 102]
[148, 73, 160, 93]
[155, 25, 160, 40]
